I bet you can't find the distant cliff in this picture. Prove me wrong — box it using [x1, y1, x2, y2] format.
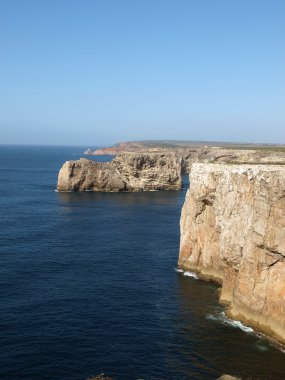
[179, 163, 285, 345]
[57, 152, 182, 192]
[84, 142, 146, 156]
[84, 142, 285, 173]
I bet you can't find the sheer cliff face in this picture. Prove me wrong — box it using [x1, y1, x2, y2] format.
[57, 152, 182, 192]
[179, 163, 285, 344]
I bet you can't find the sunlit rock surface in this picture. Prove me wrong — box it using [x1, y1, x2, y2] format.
[57, 152, 182, 192]
[179, 163, 285, 344]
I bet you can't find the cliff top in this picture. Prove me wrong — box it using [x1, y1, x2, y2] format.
[193, 162, 285, 169]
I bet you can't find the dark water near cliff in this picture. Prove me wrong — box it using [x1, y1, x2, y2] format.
[0, 145, 285, 380]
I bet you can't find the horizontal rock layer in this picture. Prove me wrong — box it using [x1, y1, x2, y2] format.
[57, 152, 182, 192]
[179, 163, 285, 344]
[84, 141, 285, 173]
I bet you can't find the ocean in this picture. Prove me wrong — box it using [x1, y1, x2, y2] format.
[0, 145, 285, 380]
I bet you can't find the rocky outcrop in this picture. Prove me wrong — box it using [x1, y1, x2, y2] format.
[57, 152, 182, 192]
[179, 163, 285, 345]
[84, 141, 285, 172]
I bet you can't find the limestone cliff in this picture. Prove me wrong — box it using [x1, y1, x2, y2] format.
[84, 141, 285, 173]
[179, 163, 285, 345]
[57, 152, 182, 192]
[179, 148, 285, 173]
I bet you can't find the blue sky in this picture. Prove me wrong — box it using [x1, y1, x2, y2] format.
[0, 0, 284, 145]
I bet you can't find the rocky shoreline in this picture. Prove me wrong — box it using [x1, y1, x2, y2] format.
[57, 143, 285, 347]
[178, 163, 285, 345]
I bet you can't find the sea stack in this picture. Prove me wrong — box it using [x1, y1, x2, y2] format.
[178, 163, 285, 345]
[57, 152, 182, 192]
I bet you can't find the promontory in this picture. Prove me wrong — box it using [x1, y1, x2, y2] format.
[57, 151, 182, 192]
[57, 141, 285, 346]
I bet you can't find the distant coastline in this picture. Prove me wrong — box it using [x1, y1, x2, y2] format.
[83, 140, 285, 156]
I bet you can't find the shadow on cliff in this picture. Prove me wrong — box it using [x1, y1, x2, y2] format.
[174, 274, 285, 379]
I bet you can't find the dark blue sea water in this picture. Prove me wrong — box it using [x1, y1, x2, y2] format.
[1, 145, 285, 380]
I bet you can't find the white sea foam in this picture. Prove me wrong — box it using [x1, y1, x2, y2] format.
[207, 312, 285, 352]
[207, 311, 254, 334]
[183, 271, 199, 279]
[174, 268, 199, 279]
[54, 190, 74, 193]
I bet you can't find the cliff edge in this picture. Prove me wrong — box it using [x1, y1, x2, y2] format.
[57, 152, 182, 192]
[178, 163, 285, 345]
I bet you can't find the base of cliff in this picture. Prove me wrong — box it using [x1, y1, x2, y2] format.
[178, 264, 285, 349]
[226, 306, 285, 348]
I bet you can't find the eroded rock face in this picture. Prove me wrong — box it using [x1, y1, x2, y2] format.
[57, 152, 182, 192]
[178, 163, 285, 344]
[179, 148, 285, 173]
[83, 141, 285, 173]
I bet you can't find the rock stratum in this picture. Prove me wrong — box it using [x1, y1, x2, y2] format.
[57, 152, 182, 192]
[84, 141, 285, 173]
[179, 163, 285, 345]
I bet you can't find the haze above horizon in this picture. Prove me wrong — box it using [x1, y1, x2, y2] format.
[0, 0, 284, 145]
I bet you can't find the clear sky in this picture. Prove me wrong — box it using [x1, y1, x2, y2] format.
[0, 0, 284, 145]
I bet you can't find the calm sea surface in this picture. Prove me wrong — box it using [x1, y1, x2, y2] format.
[0, 145, 285, 380]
